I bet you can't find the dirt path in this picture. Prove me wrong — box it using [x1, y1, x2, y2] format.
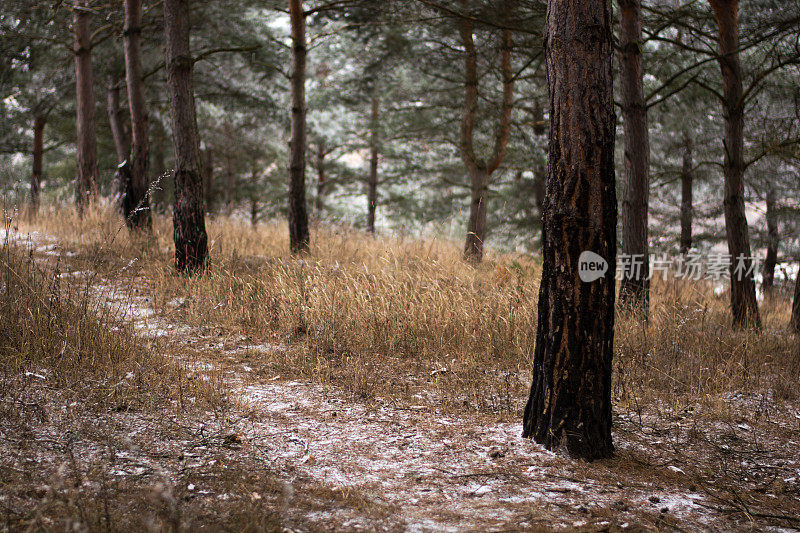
[5, 228, 800, 532]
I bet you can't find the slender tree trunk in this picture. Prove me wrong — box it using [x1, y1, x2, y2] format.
[30, 116, 46, 214]
[680, 132, 694, 255]
[314, 142, 326, 213]
[791, 267, 800, 333]
[203, 148, 214, 213]
[523, 0, 617, 461]
[106, 76, 132, 212]
[123, 0, 152, 230]
[458, 3, 514, 262]
[464, 166, 489, 258]
[106, 78, 129, 164]
[709, 0, 760, 329]
[762, 184, 778, 295]
[163, 0, 208, 272]
[288, 0, 310, 254]
[73, 0, 97, 216]
[367, 96, 379, 234]
[618, 0, 650, 314]
[150, 123, 167, 213]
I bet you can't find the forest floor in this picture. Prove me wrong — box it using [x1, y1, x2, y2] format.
[2, 209, 800, 532]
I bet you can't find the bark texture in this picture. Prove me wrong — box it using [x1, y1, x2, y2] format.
[459, 1, 514, 262]
[762, 185, 778, 294]
[288, 0, 310, 254]
[367, 96, 380, 234]
[618, 0, 650, 314]
[73, 0, 97, 216]
[680, 132, 694, 254]
[314, 142, 327, 213]
[709, 0, 761, 329]
[164, 0, 208, 272]
[30, 116, 46, 214]
[123, 0, 152, 230]
[522, 0, 617, 461]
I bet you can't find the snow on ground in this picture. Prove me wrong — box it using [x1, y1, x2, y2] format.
[5, 227, 798, 531]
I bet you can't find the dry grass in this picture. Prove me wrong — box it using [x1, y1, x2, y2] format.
[3, 201, 800, 530]
[12, 202, 799, 420]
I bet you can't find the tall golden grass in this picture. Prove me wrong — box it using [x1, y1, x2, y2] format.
[15, 202, 800, 417]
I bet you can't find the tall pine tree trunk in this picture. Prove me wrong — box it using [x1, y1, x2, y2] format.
[464, 166, 489, 258]
[709, 0, 760, 329]
[458, 4, 514, 262]
[203, 149, 214, 213]
[618, 0, 650, 314]
[73, 0, 97, 216]
[288, 0, 310, 254]
[314, 142, 327, 213]
[762, 184, 778, 295]
[163, 0, 208, 272]
[106, 78, 129, 164]
[523, 0, 617, 461]
[30, 116, 46, 215]
[106, 76, 132, 212]
[123, 0, 152, 230]
[680, 132, 693, 254]
[367, 96, 379, 234]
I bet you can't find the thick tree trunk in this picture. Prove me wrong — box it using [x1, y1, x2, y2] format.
[288, 0, 310, 254]
[367, 96, 379, 234]
[618, 0, 650, 314]
[680, 132, 694, 255]
[123, 0, 152, 230]
[792, 267, 800, 333]
[709, 0, 761, 329]
[163, 0, 208, 272]
[30, 116, 46, 214]
[73, 0, 97, 216]
[523, 0, 617, 461]
[762, 185, 778, 295]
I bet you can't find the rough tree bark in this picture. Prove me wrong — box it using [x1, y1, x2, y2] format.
[709, 0, 761, 329]
[459, 4, 514, 262]
[288, 0, 310, 254]
[122, 0, 152, 230]
[522, 0, 617, 461]
[618, 0, 650, 314]
[367, 96, 379, 234]
[163, 0, 208, 272]
[762, 184, 778, 295]
[30, 116, 46, 214]
[680, 131, 694, 255]
[73, 0, 98, 216]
